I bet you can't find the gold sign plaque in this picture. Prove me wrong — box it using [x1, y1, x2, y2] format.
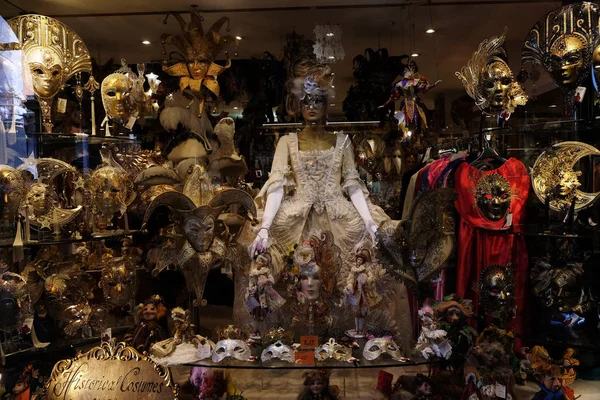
[44, 340, 179, 400]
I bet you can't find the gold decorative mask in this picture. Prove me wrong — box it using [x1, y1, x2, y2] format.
[0, 165, 25, 226]
[8, 14, 92, 132]
[161, 12, 234, 115]
[475, 174, 512, 221]
[88, 166, 134, 216]
[457, 28, 527, 117]
[523, 3, 597, 93]
[99, 256, 137, 308]
[532, 141, 600, 212]
[101, 59, 145, 125]
[102, 73, 134, 123]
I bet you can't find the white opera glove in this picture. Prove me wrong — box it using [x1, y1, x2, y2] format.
[250, 187, 283, 257]
[348, 185, 378, 240]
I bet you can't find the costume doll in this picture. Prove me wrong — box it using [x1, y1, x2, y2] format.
[434, 295, 477, 356]
[415, 305, 451, 360]
[124, 295, 168, 353]
[412, 374, 443, 400]
[343, 247, 382, 337]
[532, 365, 569, 400]
[245, 252, 285, 323]
[297, 370, 339, 400]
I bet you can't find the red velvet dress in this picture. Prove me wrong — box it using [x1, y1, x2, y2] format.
[454, 158, 530, 338]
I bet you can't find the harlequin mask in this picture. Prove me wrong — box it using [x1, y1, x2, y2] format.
[88, 166, 134, 216]
[260, 340, 295, 363]
[101, 73, 135, 124]
[314, 338, 353, 362]
[363, 338, 405, 361]
[211, 339, 252, 362]
[99, 257, 137, 308]
[479, 264, 515, 319]
[475, 174, 511, 221]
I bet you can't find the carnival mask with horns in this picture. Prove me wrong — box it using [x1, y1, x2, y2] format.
[161, 12, 236, 115]
[142, 188, 256, 306]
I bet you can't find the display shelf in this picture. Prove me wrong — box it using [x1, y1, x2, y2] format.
[0, 230, 141, 248]
[185, 354, 442, 370]
[25, 132, 138, 145]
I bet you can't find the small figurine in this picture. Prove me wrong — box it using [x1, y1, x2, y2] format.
[189, 366, 227, 400]
[245, 252, 285, 324]
[463, 327, 517, 400]
[124, 295, 168, 353]
[434, 294, 477, 356]
[414, 305, 451, 360]
[151, 307, 214, 365]
[532, 365, 569, 400]
[297, 370, 340, 400]
[412, 374, 443, 400]
[560, 348, 579, 387]
[343, 248, 383, 338]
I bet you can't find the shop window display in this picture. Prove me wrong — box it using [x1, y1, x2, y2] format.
[1, 1, 600, 400]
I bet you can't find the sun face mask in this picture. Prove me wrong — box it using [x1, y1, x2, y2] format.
[363, 338, 405, 362]
[211, 339, 252, 363]
[260, 340, 295, 363]
[314, 338, 354, 363]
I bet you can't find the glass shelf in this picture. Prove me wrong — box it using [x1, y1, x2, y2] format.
[0, 230, 141, 248]
[25, 132, 138, 145]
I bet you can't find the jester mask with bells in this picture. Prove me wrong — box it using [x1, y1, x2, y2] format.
[142, 188, 256, 306]
[8, 15, 92, 132]
[457, 28, 527, 119]
[161, 11, 236, 115]
[522, 2, 597, 94]
[101, 59, 145, 126]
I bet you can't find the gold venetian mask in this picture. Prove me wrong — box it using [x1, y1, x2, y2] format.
[8, 14, 92, 132]
[101, 73, 135, 124]
[457, 28, 527, 116]
[481, 60, 513, 110]
[475, 174, 512, 221]
[88, 166, 133, 216]
[99, 257, 137, 308]
[27, 47, 64, 98]
[549, 34, 587, 87]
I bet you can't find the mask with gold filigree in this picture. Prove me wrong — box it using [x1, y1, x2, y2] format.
[161, 11, 236, 115]
[479, 264, 515, 323]
[8, 15, 92, 132]
[523, 3, 597, 94]
[99, 256, 137, 308]
[101, 59, 139, 125]
[475, 174, 512, 221]
[0, 262, 28, 328]
[457, 28, 527, 119]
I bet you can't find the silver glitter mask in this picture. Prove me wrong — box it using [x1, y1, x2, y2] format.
[363, 337, 405, 361]
[260, 340, 295, 363]
[211, 339, 252, 362]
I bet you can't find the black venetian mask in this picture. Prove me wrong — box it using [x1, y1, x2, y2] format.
[475, 174, 512, 221]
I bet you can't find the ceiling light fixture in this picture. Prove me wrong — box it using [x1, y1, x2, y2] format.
[235, 36, 242, 40]
[411, 53, 419, 57]
[142, 40, 151, 45]
[233, 106, 239, 110]
[329, 103, 336, 107]
[549, 104, 558, 108]
[331, 85, 335, 88]
[426, 28, 435, 34]
[326, 32, 334, 37]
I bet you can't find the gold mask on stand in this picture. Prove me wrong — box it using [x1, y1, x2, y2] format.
[523, 2, 597, 94]
[102, 73, 134, 124]
[8, 15, 92, 132]
[457, 28, 527, 117]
